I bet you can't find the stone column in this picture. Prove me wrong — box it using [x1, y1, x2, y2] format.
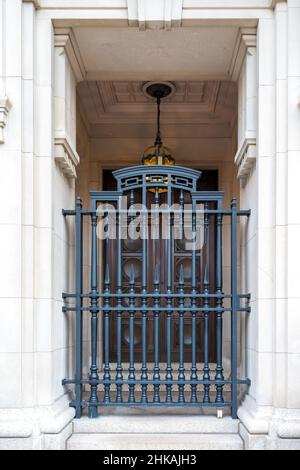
[0, 0, 37, 448]
[284, 0, 300, 419]
[0, 1, 80, 449]
[239, 0, 300, 450]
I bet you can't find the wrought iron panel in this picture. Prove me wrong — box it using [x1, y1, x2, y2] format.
[62, 165, 251, 418]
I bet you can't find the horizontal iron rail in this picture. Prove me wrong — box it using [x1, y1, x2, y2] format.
[63, 209, 251, 217]
[62, 306, 250, 313]
[63, 378, 250, 386]
[62, 292, 250, 299]
[69, 401, 234, 409]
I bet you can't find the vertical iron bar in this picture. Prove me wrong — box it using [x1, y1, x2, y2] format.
[179, 189, 184, 241]
[116, 198, 123, 403]
[204, 201, 209, 247]
[231, 198, 238, 418]
[75, 197, 83, 418]
[203, 201, 211, 403]
[203, 264, 210, 403]
[141, 305, 148, 403]
[103, 265, 111, 403]
[190, 198, 198, 403]
[141, 183, 148, 403]
[153, 265, 160, 402]
[178, 265, 185, 402]
[128, 265, 136, 403]
[88, 202, 99, 418]
[215, 201, 224, 404]
[165, 182, 173, 403]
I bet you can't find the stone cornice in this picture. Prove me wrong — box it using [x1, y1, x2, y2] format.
[55, 134, 80, 179]
[235, 136, 256, 184]
[271, 0, 287, 8]
[229, 28, 256, 82]
[0, 96, 12, 144]
[23, 0, 41, 8]
[127, 0, 183, 30]
[22, 0, 287, 14]
[54, 28, 85, 82]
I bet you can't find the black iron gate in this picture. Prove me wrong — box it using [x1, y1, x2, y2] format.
[62, 165, 250, 418]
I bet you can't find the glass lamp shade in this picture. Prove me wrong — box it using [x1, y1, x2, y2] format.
[142, 143, 175, 193]
[142, 144, 175, 166]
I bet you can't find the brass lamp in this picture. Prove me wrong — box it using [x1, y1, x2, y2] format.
[142, 82, 175, 192]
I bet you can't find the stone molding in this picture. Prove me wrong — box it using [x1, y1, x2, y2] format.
[54, 28, 85, 83]
[0, 96, 12, 144]
[229, 28, 257, 82]
[271, 0, 287, 8]
[77, 80, 225, 126]
[55, 134, 80, 179]
[239, 397, 300, 449]
[238, 396, 271, 435]
[23, 0, 41, 8]
[22, 0, 287, 15]
[127, 0, 183, 30]
[54, 29, 83, 178]
[231, 28, 257, 184]
[0, 395, 75, 450]
[234, 137, 256, 184]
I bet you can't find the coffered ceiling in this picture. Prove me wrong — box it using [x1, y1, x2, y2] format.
[77, 80, 237, 139]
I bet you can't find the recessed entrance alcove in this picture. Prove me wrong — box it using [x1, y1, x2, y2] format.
[57, 22, 255, 420]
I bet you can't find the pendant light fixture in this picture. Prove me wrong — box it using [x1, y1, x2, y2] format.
[142, 82, 175, 167]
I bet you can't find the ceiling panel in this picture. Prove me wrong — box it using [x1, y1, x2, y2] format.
[73, 26, 239, 81]
[77, 79, 237, 138]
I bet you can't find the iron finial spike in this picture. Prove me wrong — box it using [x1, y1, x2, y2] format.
[179, 263, 184, 285]
[104, 264, 110, 285]
[231, 197, 237, 210]
[130, 263, 135, 286]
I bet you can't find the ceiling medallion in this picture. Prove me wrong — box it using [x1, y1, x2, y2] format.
[142, 81, 176, 101]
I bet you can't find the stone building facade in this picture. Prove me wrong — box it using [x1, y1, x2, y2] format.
[0, 0, 300, 450]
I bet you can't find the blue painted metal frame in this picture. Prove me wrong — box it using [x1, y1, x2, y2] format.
[113, 165, 201, 192]
[62, 165, 251, 419]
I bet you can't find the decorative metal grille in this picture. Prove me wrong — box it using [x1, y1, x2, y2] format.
[62, 165, 251, 418]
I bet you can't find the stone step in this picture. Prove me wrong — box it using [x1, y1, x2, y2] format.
[68, 416, 243, 450]
[73, 415, 239, 435]
[67, 432, 243, 450]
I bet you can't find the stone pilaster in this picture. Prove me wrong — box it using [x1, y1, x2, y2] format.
[239, 1, 300, 450]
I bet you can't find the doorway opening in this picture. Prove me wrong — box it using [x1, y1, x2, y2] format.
[103, 169, 218, 364]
